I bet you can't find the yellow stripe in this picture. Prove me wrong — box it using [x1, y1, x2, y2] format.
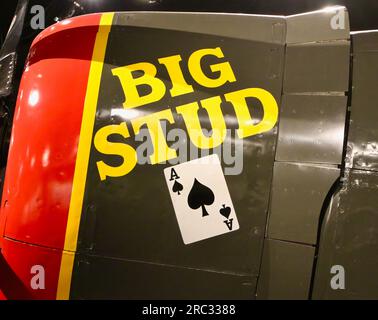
[56, 252, 75, 300]
[56, 12, 114, 300]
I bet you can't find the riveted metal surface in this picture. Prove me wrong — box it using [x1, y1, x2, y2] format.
[1, 13, 102, 250]
[70, 254, 256, 299]
[0, 13, 102, 299]
[258, 6, 351, 300]
[313, 170, 378, 299]
[268, 162, 339, 245]
[0, 0, 28, 98]
[347, 32, 378, 172]
[0, 237, 62, 299]
[351, 31, 378, 53]
[313, 30, 378, 300]
[0, 53, 16, 97]
[276, 94, 348, 164]
[70, 12, 285, 298]
[5, 6, 377, 300]
[283, 41, 350, 93]
[116, 11, 286, 44]
[286, 7, 350, 44]
[257, 239, 315, 300]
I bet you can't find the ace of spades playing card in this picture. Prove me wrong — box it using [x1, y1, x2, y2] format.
[164, 154, 239, 245]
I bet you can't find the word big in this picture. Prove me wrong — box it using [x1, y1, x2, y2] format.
[94, 47, 278, 180]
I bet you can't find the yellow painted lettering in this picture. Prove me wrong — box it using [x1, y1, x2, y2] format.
[225, 88, 278, 139]
[158, 55, 194, 97]
[94, 122, 137, 181]
[188, 47, 236, 88]
[176, 95, 226, 149]
[131, 109, 177, 164]
[112, 62, 166, 109]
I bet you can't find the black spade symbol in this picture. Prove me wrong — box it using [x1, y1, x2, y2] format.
[219, 204, 231, 219]
[187, 178, 215, 217]
[172, 180, 183, 195]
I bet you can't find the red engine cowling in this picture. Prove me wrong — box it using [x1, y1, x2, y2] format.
[0, 13, 103, 299]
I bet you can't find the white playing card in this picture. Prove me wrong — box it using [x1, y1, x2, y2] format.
[164, 154, 239, 245]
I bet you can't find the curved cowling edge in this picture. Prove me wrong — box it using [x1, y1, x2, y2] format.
[0, 13, 102, 299]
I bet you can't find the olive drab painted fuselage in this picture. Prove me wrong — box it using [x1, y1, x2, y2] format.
[94, 47, 278, 180]
[0, 7, 378, 300]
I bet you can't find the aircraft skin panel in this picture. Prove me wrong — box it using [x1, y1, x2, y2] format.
[68, 11, 284, 299]
[312, 31, 378, 300]
[258, 7, 350, 299]
[0, 12, 103, 299]
[1, 7, 377, 300]
[257, 239, 315, 300]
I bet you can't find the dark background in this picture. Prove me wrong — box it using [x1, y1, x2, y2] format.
[1, 0, 378, 45]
